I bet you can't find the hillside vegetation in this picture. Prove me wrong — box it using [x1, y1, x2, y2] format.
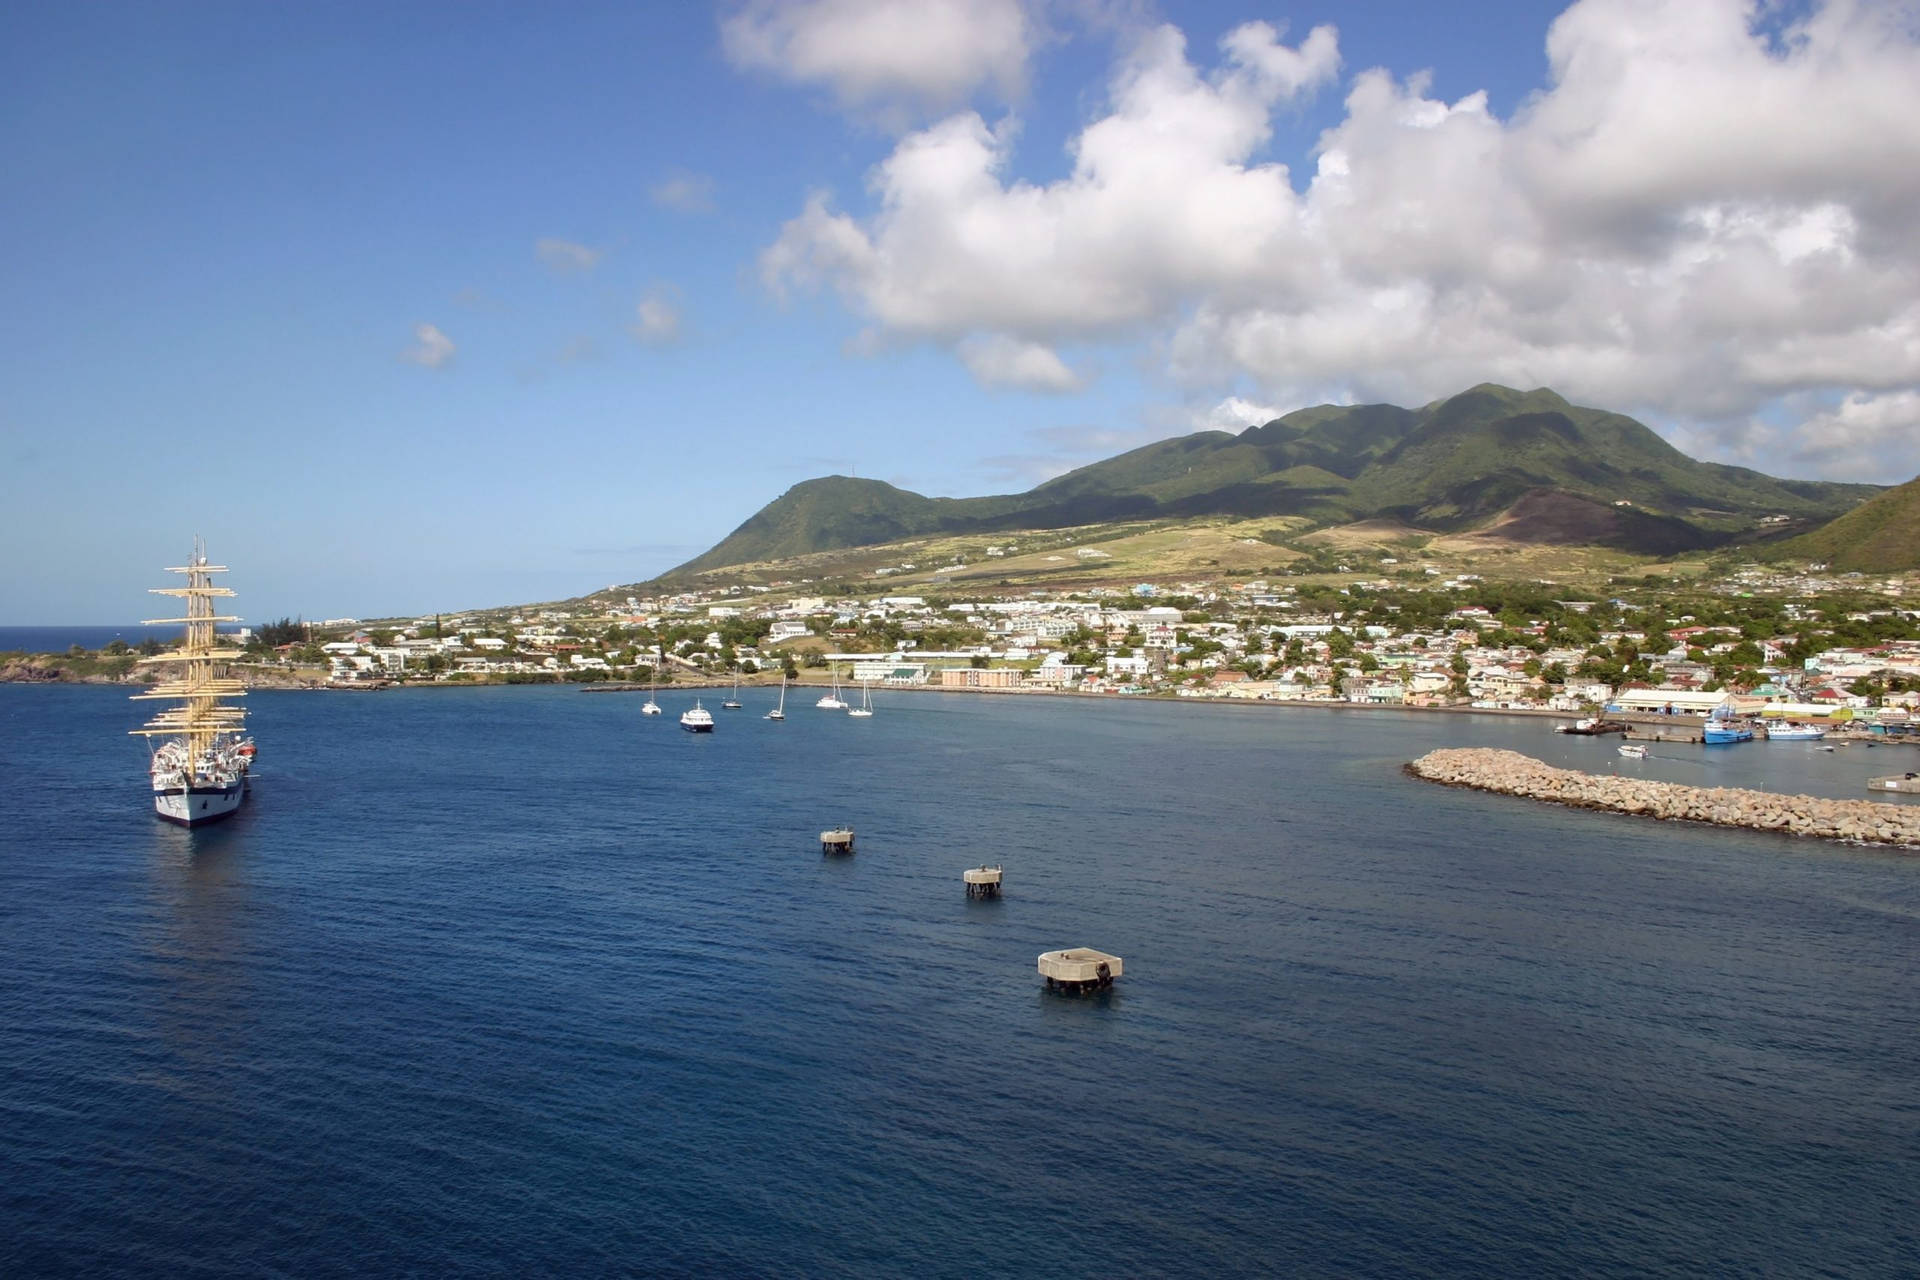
[1769, 473, 1920, 571]
[672, 384, 1878, 577]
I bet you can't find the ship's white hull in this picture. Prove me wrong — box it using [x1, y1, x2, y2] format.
[153, 777, 247, 826]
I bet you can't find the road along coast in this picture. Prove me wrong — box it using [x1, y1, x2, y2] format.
[1408, 747, 1920, 848]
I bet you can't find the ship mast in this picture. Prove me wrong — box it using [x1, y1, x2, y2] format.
[130, 536, 246, 775]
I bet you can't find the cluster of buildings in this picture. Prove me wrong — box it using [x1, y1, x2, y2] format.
[295, 569, 1919, 729]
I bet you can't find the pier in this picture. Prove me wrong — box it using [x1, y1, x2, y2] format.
[820, 825, 855, 854]
[963, 864, 1003, 897]
[1621, 724, 1705, 744]
[1410, 748, 1920, 846]
[1038, 948, 1122, 993]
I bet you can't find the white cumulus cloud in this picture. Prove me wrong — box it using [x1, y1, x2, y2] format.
[721, 0, 1038, 124]
[402, 323, 455, 369]
[1785, 390, 1920, 482]
[760, 0, 1920, 480]
[957, 333, 1083, 392]
[1199, 396, 1286, 432]
[631, 290, 682, 344]
[650, 170, 716, 213]
[535, 238, 603, 273]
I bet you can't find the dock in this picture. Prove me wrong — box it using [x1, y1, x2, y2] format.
[1621, 724, 1706, 744]
[1038, 948, 1121, 993]
[820, 825, 855, 854]
[1868, 772, 1920, 795]
[963, 865, 1003, 897]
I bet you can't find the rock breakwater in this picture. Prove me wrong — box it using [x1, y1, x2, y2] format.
[1408, 748, 1920, 848]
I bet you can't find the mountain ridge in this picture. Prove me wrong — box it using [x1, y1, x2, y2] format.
[671, 385, 1880, 575]
[1767, 473, 1920, 571]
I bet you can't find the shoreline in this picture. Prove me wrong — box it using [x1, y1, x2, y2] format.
[1, 661, 1572, 722]
[8, 661, 1912, 744]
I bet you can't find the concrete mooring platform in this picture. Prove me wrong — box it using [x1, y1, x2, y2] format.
[1038, 948, 1121, 993]
[963, 865, 1003, 897]
[820, 826, 854, 854]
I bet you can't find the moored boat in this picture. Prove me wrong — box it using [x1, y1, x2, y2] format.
[131, 539, 254, 826]
[815, 665, 846, 710]
[1702, 718, 1754, 745]
[680, 700, 715, 733]
[641, 648, 663, 714]
[1764, 722, 1825, 741]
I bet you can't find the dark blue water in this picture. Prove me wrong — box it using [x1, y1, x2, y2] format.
[3, 685, 1916, 1277]
[0, 625, 185, 653]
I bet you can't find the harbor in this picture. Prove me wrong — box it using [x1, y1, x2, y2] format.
[6, 674, 1918, 1277]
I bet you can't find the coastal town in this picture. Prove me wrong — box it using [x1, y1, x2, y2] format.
[186, 558, 1919, 732]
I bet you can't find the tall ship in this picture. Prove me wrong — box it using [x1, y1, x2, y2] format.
[130, 540, 255, 826]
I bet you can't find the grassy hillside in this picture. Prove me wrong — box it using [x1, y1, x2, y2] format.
[671, 385, 1880, 576]
[1768, 473, 1920, 571]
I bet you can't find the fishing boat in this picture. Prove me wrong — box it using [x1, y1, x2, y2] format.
[815, 665, 846, 710]
[847, 681, 873, 718]
[130, 539, 254, 826]
[1702, 711, 1754, 745]
[1764, 722, 1825, 741]
[1617, 743, 1647, 759]
[766, 676, 787, 721]
[680, 700, 715, 733]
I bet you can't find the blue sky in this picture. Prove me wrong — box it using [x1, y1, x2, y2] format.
[5, 0, 1917, 623]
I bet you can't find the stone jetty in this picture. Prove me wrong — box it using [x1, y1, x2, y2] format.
[1408, 748, 1920, 848]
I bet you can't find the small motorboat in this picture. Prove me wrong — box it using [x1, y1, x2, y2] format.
[1618, 743, 1647, 759]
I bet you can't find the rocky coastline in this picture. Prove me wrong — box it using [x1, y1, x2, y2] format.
[1408, 747, 1920, 848]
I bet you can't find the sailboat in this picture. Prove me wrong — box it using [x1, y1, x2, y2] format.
[847, 681, 874, 718]
[722, 672, 743, 710]
[766, 675, 787, 720]
[131, 539, 255, 826]
[815, 664, 846, 710]
[641, 648, 662, 715]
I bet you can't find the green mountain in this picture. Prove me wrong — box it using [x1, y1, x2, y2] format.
[673, 385, 1879, 574]
[1768, 473, 1920, 571]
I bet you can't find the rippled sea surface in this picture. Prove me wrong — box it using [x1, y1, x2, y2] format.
[3, 684, 1916, 1277]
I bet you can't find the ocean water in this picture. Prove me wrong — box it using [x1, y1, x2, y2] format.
[1, 684, 1916, 1277]
[0, 625, 186, 654]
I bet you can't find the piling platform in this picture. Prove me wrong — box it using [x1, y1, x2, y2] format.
[1038, 948, 1121, 993]
[963, 865, 1003, 897]
[820, 826, 855, 854]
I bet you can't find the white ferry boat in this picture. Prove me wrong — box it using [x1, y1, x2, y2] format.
[680, 700, 715, 733]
